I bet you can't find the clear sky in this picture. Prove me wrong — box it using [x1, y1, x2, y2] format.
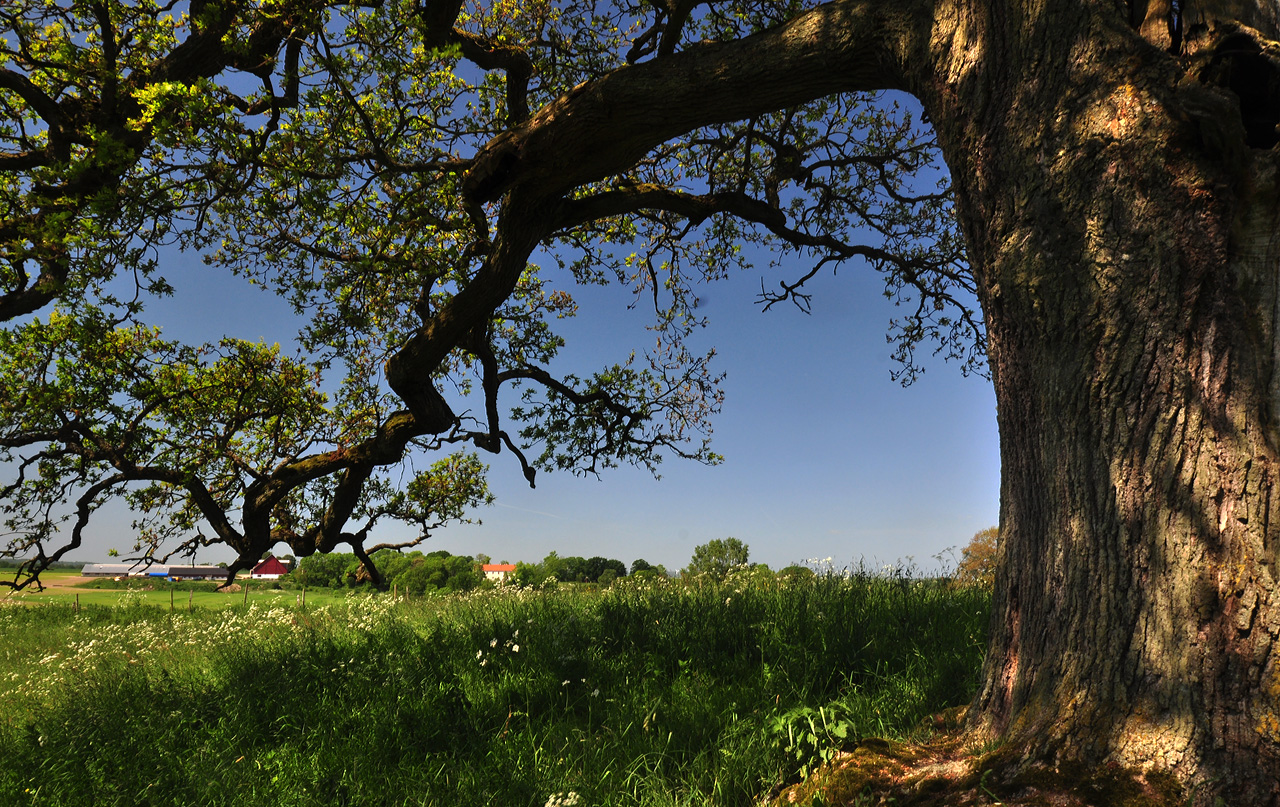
[67, 236, 1001, 575]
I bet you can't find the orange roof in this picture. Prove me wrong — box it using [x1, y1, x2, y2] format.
[482, 563, 517, 572]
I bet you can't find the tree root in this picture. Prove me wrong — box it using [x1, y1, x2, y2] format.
[765, 713, 1186, 807]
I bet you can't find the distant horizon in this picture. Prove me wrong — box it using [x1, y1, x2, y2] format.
[21, 541, 987, 577]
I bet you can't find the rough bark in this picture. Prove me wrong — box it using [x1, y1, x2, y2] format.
[901, 1, 1280, 801]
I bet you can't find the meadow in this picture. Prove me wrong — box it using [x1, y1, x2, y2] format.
[0, 569, 990, 807]
[3, 571, 355, 611]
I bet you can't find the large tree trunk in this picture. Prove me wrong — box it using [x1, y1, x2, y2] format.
[914, 1, 1280, 801]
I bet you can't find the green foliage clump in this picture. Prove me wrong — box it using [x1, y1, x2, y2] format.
[289, 549, 484, 594]
[954, 527, 1000, 588]
[684, 537, 750, 581]
[289, 552, 358, 588]
[513, 551, 631, 587]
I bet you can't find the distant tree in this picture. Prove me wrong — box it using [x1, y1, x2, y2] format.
[954, 527, 999, 588]
[292, 553, 356, 588]
[584, 556, 608, 581]
[510, 552, 573, 587]
[777, 565, 815, 583]
[370, 549, 418, 585]
[443, 555, 481, 591]
[512, 561, 542, 588]
[558, 556, 589, 583]
[378, 550, 480, 594]
[537, 551, 563, 582]
[630, 559, 654, 575]
[598, 569, 619, 587]
[584, 556, 627, 582]
[684, 538, 749, 582]
[396, 558, 445, 595]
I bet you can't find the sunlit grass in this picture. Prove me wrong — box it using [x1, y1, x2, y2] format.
[0, 569, 989, 807]
[3, 576, 354, 611]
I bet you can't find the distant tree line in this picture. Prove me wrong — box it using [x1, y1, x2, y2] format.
[0, 559, 83, 570]
[279, 535, 1002, 594]
[286, 548, 667, 592]
[512, 552, 664, 588]
[288, 549, 483, 594]
[280, 538, 889, 593]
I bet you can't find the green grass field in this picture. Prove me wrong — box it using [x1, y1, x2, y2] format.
[2, 571, 353, 610]
[0, 570, 990, 807]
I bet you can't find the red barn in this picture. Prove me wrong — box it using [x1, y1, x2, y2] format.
[251, 556, 289, 580]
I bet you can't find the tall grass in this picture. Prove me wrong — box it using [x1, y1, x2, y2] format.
[0, 569, 989, 807]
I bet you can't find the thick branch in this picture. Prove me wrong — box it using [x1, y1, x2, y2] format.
[0, 68, 70, 129]
[246, 410, 422, 513]
[306, 463, 376, 555]
[385, 192, 552, 428]
[462, 0, 922, 204]
[0, 250, 69, 321]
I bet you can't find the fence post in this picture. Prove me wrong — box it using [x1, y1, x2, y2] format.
[170, 588, 174, 612]
[188, 589, 193, 612]
[243, 579, 250, 607]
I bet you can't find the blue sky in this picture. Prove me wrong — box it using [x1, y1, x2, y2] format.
[436, 258, 1002, 574]
[70, 238, 1000, 575]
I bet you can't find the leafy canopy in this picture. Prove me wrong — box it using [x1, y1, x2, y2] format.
[0, 0, 974, 587]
